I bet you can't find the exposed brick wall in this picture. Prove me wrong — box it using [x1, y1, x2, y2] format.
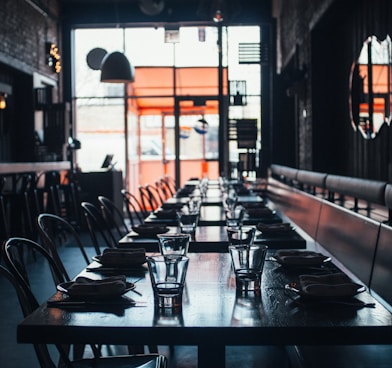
[0, 0, 60, 78]
[273, 0, 334, 72]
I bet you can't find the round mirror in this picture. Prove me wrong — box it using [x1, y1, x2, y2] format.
[350, 35, 392, 139]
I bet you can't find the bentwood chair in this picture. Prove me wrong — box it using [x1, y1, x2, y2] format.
[1, 236, 91, 362]
[80, 201, 118, 255]
[163, 175, 177, 195]
[138, 185, 154, 213]
[37, 213, 90, 280]
[159, 177, 174, 199]
[0, 176, 10, 243]
[120, 189, 147, 227]
[144, 184, 163, 210]
[98, 195, 130, 239]
[0, 241, 168, 368]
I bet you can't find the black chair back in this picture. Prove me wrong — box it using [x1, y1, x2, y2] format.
[37, 213, 90, 276]
[98, 195, 130, 239]
[80, 201, 118, 255]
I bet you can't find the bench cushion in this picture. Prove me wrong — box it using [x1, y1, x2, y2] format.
[385, 184, 392, 209]
[296, 170, 327, 189]
[325, 175, 386, 205]
[279, 166, 298, 182]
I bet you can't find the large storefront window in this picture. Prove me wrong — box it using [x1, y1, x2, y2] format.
[73, 25, 261, 187]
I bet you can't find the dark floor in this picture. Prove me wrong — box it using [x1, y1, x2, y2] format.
[0, 233, 292, 368]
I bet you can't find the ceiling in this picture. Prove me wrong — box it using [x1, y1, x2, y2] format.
[59, 0, 269, 26]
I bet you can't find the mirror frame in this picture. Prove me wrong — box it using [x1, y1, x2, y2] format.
[350, 35, 392, 139]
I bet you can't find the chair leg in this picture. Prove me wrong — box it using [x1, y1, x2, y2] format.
[127, 345, 145, 354]
[149, 345, 159, 353]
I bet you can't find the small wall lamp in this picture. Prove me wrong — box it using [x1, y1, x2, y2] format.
[0, 82, 12, 110]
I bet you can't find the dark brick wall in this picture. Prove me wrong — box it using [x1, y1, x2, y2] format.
[0, 0, 60, 77]
[0, 0, 62, 162]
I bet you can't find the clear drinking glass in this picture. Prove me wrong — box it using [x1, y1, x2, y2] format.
[157, 233, 190, 259]
[147, 255, 189, 309]
[226, 226, 256, 247]
[176, 211, 199, 236]
[229, 244, 268, 294]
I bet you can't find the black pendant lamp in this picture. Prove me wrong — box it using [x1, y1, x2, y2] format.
[100, 51, 135, 83]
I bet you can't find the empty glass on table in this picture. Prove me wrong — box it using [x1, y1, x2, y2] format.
[157, 233, 190, 259]
[147, 255, 189, 309]
[229, 244, 268, 294]
[227, 226, 256, 247]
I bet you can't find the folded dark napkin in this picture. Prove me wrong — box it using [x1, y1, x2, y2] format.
[176, 187, 194, 197]
[241, 202, 266, 209]
[161, 203, 184, 210]
[298, 273, 363, 298]
[247, 208, 274, 217]
[154, 209, 177, 219]
[99, 248, 146, 267]
[257, 222, 292, 233]
[274, 250, 329, 265]
[132, 224, 169, 237]
[61, 275, 129, 299]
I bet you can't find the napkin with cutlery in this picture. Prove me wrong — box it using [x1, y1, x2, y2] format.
[274, 250, 329, 265]
[100, 248, 146, 267]
[299, 273, 363, 298]
[67, 275, 128, 298]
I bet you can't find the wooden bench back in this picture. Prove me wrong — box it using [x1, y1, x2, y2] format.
[267, 177, 322, 241]
[369, 224, 392, 308]
[316, 200, 380, 286]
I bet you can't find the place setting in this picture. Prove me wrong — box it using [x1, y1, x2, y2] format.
[265, 250, 375, 310]
[269, 249, 331, 268]
[47, 275, 144, 312]
[243, 208, 283, 225]
[254, 224, 307, 248]
[256, 222, 294, 237]
[283, 272, 374, 310]
[86, 248, 148, 274]
[152, 208, 179, 220]
[128, 224, 170, 238]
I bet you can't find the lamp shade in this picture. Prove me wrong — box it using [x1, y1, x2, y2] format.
[100, 51, 134, 83]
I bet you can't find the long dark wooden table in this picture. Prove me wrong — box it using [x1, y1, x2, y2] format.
[118, 223, 307, 251]
[17, 252, 392, 368]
